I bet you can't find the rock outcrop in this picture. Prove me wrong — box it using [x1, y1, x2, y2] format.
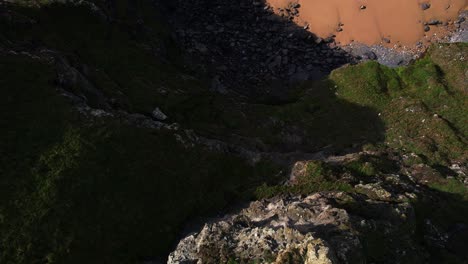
[169, 193, 362, 264]
[168, 191, 422, 263]
[169, 150, 468, 263]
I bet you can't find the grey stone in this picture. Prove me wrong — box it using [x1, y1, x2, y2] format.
[152, 107, 168, 121]
[421, 3, 431, 10]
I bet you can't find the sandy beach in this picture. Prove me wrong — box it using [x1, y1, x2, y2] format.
[267, 0, 467, 47]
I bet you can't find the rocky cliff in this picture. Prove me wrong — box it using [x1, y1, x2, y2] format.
[169, 150, 468, 263]
[0, 0, 467, 263]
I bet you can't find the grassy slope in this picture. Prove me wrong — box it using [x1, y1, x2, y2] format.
[256, 44, 467, 263]
[330, 44, 467, 165]
[257, 43, 467, 207]
[3, 1, 386, 152]
[1, 2, 280, 262]
[0, 52, 278, 263]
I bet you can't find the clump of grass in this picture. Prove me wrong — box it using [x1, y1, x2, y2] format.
[345, 160, 376, 177]
[429, 178, 468, 199]
[255, 161, 353, 199]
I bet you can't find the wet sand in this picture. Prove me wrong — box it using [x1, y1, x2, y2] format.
[267, 0, 467, 47]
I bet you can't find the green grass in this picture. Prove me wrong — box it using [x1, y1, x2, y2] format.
[327, 43, 467, 165]
[429, 178, 468, 199]
[255, 161, 354, 199]
[345, 160, 376, 177]
[0, 53, 280, 263]
[0, 4, 289, 261]
[344, 154, 398, 177]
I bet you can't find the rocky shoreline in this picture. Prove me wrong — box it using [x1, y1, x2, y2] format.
[170, 0, 355, 98]
[170, 0, 468, 100]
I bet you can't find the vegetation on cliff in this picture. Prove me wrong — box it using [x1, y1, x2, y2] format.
[0, 0, 466, 263]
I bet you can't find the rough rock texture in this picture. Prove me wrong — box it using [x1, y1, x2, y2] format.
[449, 11, 468, 43]
[170, 0, 356, 98]
[169, 150, 468, 263]
[342, 43, 417, 67]
[170, 0, 468, 90]
[168, 193, 363, 264]
[168, 191, 421, 264]
[344, 10, 468, 68]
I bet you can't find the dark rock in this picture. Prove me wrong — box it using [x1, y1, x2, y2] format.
[152, 107, 168, 121]
[170, 0, 355, 97]
[421, 3, 431, 10]
[427, 19, 442, 25]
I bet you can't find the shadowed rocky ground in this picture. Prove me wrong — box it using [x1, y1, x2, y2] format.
[169, 0, 356, 101]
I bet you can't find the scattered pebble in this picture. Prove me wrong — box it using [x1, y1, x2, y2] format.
[421, 3, 431, 11]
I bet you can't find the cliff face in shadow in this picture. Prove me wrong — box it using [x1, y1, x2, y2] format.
[169, 0, 357, 101]
[0, 0, 466, 263]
